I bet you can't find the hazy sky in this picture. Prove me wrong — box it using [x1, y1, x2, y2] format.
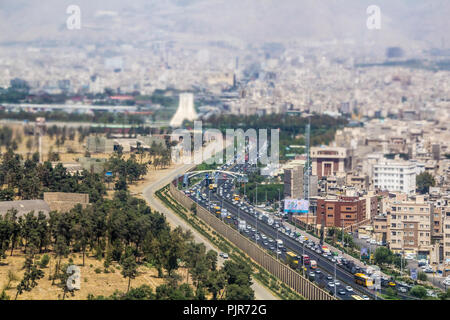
[0, 0, 449, 49]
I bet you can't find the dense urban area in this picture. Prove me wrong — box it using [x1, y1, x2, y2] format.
[0, 0, 450, 302]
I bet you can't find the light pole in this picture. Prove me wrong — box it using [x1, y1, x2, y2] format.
[302, 241, 305, 276]
[276, 226, 279, 260]
[334, 261, 337, 298]
[209, 189, 211, 214]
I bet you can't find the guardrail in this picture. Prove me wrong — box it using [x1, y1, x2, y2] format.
[169, 182, 336, 300]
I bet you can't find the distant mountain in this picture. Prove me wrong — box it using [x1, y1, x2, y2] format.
[0, 0, 448, 50]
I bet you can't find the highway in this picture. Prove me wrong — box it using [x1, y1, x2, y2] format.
[141, 160, 278, 300]
[184, 161, 402, 300]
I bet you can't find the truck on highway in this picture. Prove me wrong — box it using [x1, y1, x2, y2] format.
[276, 239, 284, 248]
[310, 260, 317, 269]
[267, 217, 274, 226]
[286, 251, 299, 268]
[301, 254, 310, 265]
[238, 219, 246, 231]
[220, 208, 228, 219]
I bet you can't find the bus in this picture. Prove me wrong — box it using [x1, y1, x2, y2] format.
[351, 295, 365, 300]
[286, 251, 299, 268]
[301, 254, 310, 266]
[310, 260, 317, 269]
[354, 273, 374, 288]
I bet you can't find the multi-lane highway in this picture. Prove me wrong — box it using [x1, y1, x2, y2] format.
[183, 159, 421, 300]
[184, 163, 378, 300]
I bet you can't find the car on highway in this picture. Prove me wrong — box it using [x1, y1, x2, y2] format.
[398, 286, 408, 293]
[315, 269, 322, 275]
[362, 295, 370, 300]
[326, 275, 333, 281]
[345, 286, 353, 292]
[338, 289, 346, 295]
[327, 282, 335, 288]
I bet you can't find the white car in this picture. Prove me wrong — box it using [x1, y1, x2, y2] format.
[345, 286, 353, 292]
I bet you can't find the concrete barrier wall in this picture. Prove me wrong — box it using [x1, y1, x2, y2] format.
[169, 183, 336, 300]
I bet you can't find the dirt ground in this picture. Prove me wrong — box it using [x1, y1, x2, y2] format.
[0, 250, 193, 300]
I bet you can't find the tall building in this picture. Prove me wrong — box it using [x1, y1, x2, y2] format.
[310, 147, 347, 178]
[373, 161, 417, 195]
[387, 196, 433, 259]
[284, 165, 304, 199]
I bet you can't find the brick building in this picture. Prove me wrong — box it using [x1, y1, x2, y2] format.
[316, 195, 376, 228]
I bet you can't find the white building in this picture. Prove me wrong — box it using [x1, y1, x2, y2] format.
[373, 161, 416, 195]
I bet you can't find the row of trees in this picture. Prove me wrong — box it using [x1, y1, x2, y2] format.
[0, 188, 255, 300]
[0, 146, 254, 300]
[0, 149, 106, 202]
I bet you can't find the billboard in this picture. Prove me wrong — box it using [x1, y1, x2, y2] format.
[284, 199, 309, 213]
[410, 268, 417, 281]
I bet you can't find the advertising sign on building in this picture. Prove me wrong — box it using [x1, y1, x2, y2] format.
[284, 199, 309, 213]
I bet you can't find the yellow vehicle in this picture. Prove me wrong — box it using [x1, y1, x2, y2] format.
[351, 295, 364, 300]
[354, 273, 374, 288]
[209, 184, 218, 191]
[286, 251, 299, 268]
[233, 194, 240, 201]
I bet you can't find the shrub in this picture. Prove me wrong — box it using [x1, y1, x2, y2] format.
[94, 268, 102, 274]
[39, 254, 50, 268]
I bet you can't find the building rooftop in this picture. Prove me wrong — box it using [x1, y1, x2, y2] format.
[0, 200, 51, 218]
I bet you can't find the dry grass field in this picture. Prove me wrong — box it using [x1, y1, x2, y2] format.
[0, 250, 195, 300]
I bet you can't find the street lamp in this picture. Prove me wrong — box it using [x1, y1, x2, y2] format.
[334, 260, 337, 298]
[209, 189, 211, 214]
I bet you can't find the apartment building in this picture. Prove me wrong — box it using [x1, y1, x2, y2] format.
[443, 207, 450, 264]
[373, 161, 416, 195]
[310, 147, 347, 179]
[387, 196, 433, 259]
[284, 165, 304, 199]
[373, 214, 388, 244]
[316, 195, 377, 228]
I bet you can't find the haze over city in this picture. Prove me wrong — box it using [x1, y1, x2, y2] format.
[0, 0, 449, 307]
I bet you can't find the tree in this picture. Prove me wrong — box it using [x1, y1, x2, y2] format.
[120, 246, 138, 293]
[416, 172, 435, 194]
[410, 285, 428, 299]
[15, 250, 44, 300]
[385, 287, 397, 299]
[374, 247, 393, 265]
[52, 236, 69, 285]
[438, 289, 450, 300]
[205, 269, 226, 300]
[226, 284, 255, 300]
[417, 272, 428, 282]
